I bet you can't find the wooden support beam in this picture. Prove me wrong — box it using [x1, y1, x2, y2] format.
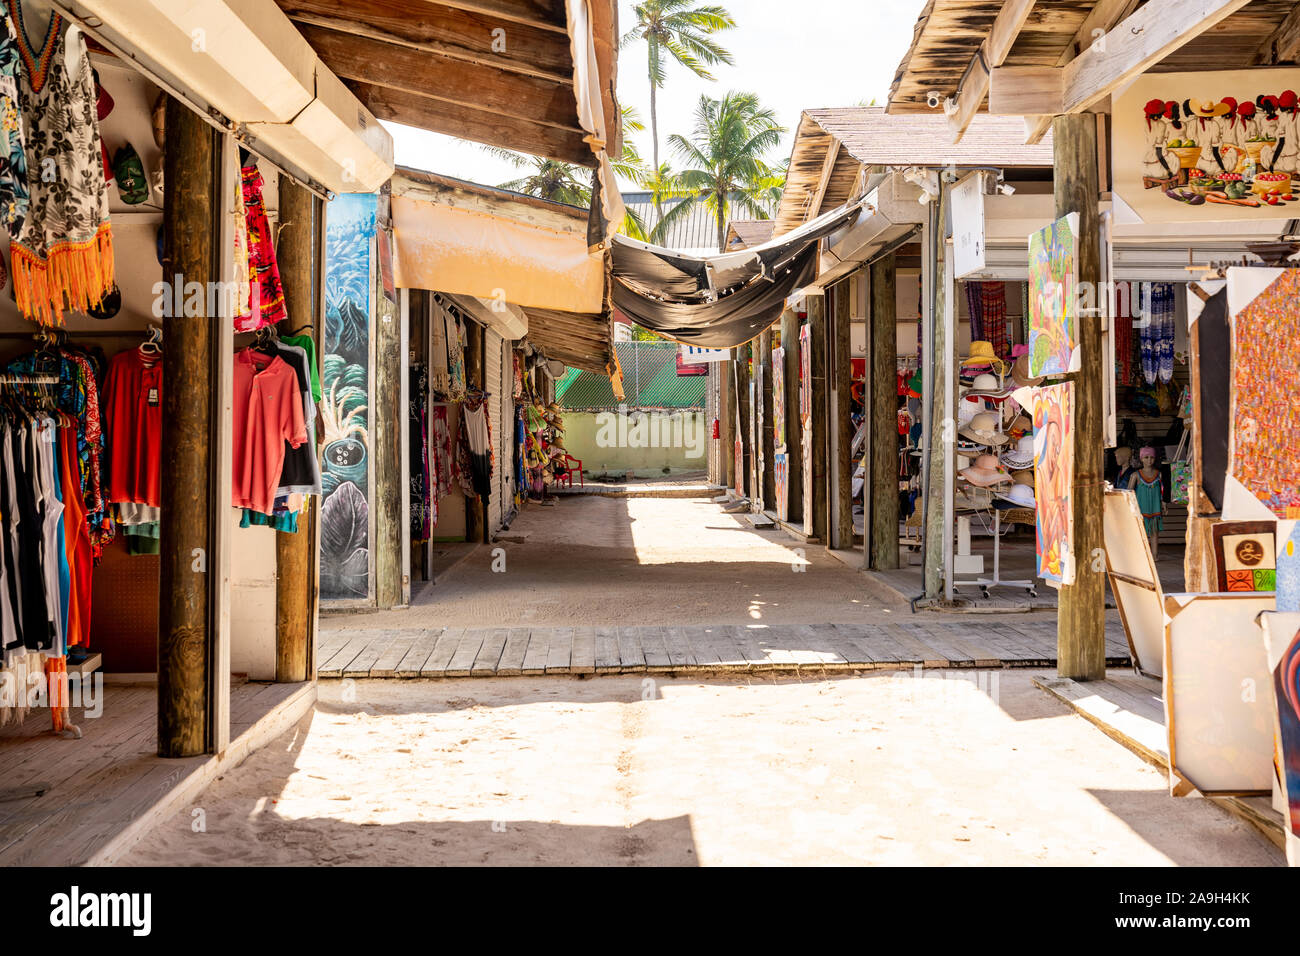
[349, 81, 594, 167]
[923, 199, 949, 599]
[808, 297, 828, 543]
[734, 347, 750, 499]
[832, 280, 854, 551]
[275, 179, 315, 683]
[1255, 0, 1300, 64]
[780, 307, 803, 523]
[990, 66, 1064, 117]
[870, 253, 899, 570]
[1055, 113, 1106, 682]
[811, 138, 840, 220]
[279, 0, 573, 82]
[721, 361, 734, 492]
[297, 22, 583, 133]
[159, 98, 215, 758]
[945, 0, 1037, 141]
[759, 328, 776, 510]
[424, 0, 567, 32]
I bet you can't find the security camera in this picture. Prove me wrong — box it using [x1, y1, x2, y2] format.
[997, 182, 1016, 196]
[926, 90, 943, 109]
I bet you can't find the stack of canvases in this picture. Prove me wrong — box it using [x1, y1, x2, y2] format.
[0, 0, 130, 732]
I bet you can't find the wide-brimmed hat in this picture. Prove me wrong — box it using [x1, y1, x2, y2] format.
[962, 341, 1009, 374]
[996, 483, 1036, 508]
[957, 395, 982, 425]
[1011, 353, 1043, 388]
[1011, 468, 1035, 487]
[965, 372, 1012, 401]
[960, 454, 1013, 487]
[1000, 434, 1035, 469]
[959, 411, 1009, 446]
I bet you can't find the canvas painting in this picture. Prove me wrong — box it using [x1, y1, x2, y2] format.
[800, 324, 813, 532]
[1280, 522, 1300, 612]
[1034, 382, 1075, 585]
[1114, 68, 1300, 224]
[1212, 521, 1278, 592]
[1103, 489, 1165, 678]
[775, 452, 789, 523]
[1262, 611, 1300, 864]
[772, 346, 786, 452]
[1164, 592, 1276, 797]
[1228, 268, 1300, 519]
[1027, 213, 1080, 378]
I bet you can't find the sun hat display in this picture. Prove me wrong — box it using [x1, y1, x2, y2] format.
[961, 340, 1009, 374]
[996, 483, 1036, 508]
[955, 439, 984, 457]
[965, 371, 1012, 401]
[1011, 468, 1035, 487]
[955, 485, 994, 511]
[1000, 434, 1035, 469]
[957, 394, 981, 424]
[1011, 353, 1043, 388]
[959, 411, 1009, 446]
[960, 454, 1013, 487]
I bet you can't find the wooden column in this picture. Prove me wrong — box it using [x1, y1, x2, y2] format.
[808, 295, 828, 542]
[780, 307, 803, 523]
[373, 230, 403, 607]
[158, 99, 214, 757]
[870, 254, 900, 569]
[734, 346, 750, 497]
[832, 279, 854, 550]
[1055, 113, 1106, 681]
[923, 198, 950, 599]
[274, 179, 314, 682]
[721, 359, 735, 492]
[759, 327, 775, 510]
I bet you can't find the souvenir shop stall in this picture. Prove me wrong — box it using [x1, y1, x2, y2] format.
[515, 346, 570, 503]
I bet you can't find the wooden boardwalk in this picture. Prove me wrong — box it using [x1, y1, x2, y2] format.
[317, 619, 1133, 678]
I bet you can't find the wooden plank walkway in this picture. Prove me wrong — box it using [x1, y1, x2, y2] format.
[316, 619, 1134, 678]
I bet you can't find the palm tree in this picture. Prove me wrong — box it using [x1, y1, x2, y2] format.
[658, 91, 785, 252]
[622, 0, 736, 222]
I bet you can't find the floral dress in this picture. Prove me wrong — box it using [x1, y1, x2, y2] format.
[0, 7, 29, 238]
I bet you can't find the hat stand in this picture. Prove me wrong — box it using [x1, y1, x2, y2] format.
[954, 368, 1037, 600]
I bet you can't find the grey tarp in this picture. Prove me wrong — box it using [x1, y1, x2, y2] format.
[609, 200, 864, 348]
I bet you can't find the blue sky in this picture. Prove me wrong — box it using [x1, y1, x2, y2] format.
[384, 0, 928, 191]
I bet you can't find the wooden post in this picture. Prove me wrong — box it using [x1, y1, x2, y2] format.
[808, 295, 828, 542]
[158, 98, 214, 757]
[1055, 112, 1106, 681]
[274, 179, 314, 682]
[759, 327, 775, 510]
[870, 253, 900, 569]
[373, 224, 403, 606]
[721, 359, 735, 492]
[833, 279, 854, 550]
[923, 197, 949, 598]
[734, 346, 750, 498]
[780, 306, 803, 523]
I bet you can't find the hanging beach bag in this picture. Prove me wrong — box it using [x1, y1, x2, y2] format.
[113, 144, 149, 204]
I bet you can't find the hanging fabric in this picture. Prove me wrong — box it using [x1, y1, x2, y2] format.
[8, 8, 114, 325]
[1139, 283, 1176, 384]
[1114, 280, 1135, 387]
[0, 9, 31, 240]
[234, 160, 288, 332]
[409, 363, 431, 541]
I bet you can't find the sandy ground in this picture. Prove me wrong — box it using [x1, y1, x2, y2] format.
[352, 495, 903, 630]
[121, 672, 1281, 866]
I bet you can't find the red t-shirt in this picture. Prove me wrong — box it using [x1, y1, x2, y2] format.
[101, 348, 163, 507]
[233, 349, 307, 515]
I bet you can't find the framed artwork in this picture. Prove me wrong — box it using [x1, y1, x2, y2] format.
[1027, 213, 1081, 378]
[1280, 521, 1300, 612]
[1103, 489, 1165, 678]
[1034, 382, 1075, 585]
[1262, 611, 1300, 865]
[775, 452, 789, 523]
[1164, 592, 1276, 797]
[1211, 521, 1278, 592]
[1114, 68, 1300, 224]
[772, 346, 786, 452]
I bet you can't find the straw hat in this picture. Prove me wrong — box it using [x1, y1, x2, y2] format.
[965, 372, 1012, 401]
[1011, 468, 1035, 487]
[957, 394, 982, 425]
[959, 411, 1009, 446]
[962, 341, 1009, 375]
[1000, 434, 1036, 470]
[996, 483, 1036, 508]
[1011, 353, 1043, 388]
[960, 454, 1013, 487]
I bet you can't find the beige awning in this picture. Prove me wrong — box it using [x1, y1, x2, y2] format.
[392, 194, 605, 314]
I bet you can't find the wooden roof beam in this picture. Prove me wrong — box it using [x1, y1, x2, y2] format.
[278, 0, 574, 83]
[298, 22, 582, 133]
[1254, 0, 1300, 64]
[429, 0, 567, 32]
[811, 138, 841, 220]
[990, 0, 1253, 137]
[350, 81, 595, 166]
[943, 0, 1037, 143]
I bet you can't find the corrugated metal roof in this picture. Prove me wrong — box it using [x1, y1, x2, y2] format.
[622, 191, 777, 254]
[556, 342, 706, 410]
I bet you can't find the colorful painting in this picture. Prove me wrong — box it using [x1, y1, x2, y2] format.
[1034, 382, 1075, 585]
[772, 346, 786, 452]
[1262, 612, 1300, 861]
[1115, 68, 1300, 223]
[1230, 268, 1300, 518]
[321, 192, 377, 601]
[800, 324, 813, 533]
[1027, 213, 1080, 378]
[1280, 522, 1300, 612]
[1212, 521, 1277, 592]
[775, 452, 789, 523]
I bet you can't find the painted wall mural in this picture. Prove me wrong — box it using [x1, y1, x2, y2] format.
[1034, 382, 1075, 586]
[1027, 213, 1080, 379]
[321, 193, 377, 601]
[1115, 68, 1300, 222]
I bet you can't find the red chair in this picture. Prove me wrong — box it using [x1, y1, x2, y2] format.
[558, 453, 584, 488]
